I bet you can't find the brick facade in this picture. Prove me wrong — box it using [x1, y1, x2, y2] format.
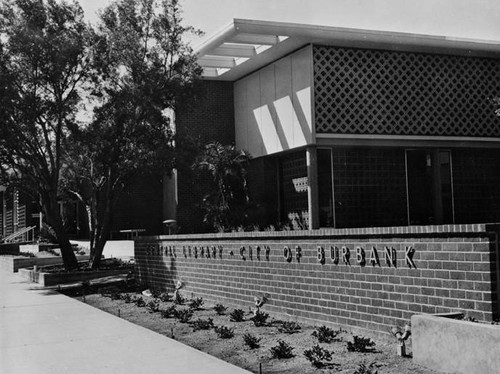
[111, 173, 164, 235]
[136, 224, 499, 335]
[175, 80, 235, 233]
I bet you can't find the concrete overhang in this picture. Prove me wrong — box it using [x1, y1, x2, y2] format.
[195, 19, 500, 81]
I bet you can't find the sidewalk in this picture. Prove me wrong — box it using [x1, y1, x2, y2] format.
[0, 269, 252, 374]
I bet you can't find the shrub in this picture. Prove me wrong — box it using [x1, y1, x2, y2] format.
[229, 308, 245, 322]
[277, 321, 301, 334]
[160, 305, 177, 319]
[188, 297, 204, 310]
[19, 251, 35, 258]
[312, 326, 343, 343]
[121, 293, 133, 303]
[303, 344, 333, 368]
[347, 336, 376, 353]
[158, 292, 171, 302]
[243, 333, 261, 349]
[270, 340, 295, 359]
[173, 291, 185, 305]
[214, 325, 234, 339]
[175, 309, 193, 323]
[146, 300, 160, 313]
[191, 318, 214, 331]
[251, 310, 269, 327]
[353, 363, 379, 374]
[134, 296, 146, 307]
[213, 303, 227, 315]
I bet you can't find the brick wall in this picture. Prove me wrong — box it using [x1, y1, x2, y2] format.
[111, 173, 163, 235]
[135, 224, 499, 335]
[175, 80, 235, 233]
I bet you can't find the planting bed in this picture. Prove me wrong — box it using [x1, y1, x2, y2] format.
[70, 287, 439, 374]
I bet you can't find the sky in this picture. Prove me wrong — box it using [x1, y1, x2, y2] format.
[79, 0, 500, 48]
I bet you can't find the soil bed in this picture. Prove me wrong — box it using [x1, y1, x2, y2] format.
[65, 286, 440, 374]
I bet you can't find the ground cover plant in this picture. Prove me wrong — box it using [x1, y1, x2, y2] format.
[69, 284, 438, 374]
[312, 325, 344, 343]
[347, 336, 376, 353]
[303, 344, 334, 368]
[270, 339, 295, 359]
[229, 308, 245, 322]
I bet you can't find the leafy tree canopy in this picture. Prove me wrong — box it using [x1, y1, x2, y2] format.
[0, 0, 95, 269]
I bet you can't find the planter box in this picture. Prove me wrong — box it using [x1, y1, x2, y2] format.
[0, 255, 89, 273]
[19, 268, 129, 287]
[412, 313, 500, 374]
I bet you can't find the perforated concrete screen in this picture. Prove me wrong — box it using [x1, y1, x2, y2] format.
[313, 45, 500, 137]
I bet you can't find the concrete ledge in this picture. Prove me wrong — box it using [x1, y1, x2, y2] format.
[412, 313, 500, 374]
[70, 240, 134, 260]
[19, 268, 129, 287]
[19, 243, 60, 254]
[141, 223, 499, 242]
[0, 255, 90, 273]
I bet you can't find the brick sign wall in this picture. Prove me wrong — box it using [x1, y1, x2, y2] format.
[135, 224, 499, 334]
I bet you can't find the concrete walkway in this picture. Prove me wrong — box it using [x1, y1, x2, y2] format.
[0, 269, 252, 374]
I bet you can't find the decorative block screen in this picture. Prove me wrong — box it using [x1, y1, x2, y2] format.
[314, 45, 500, 136]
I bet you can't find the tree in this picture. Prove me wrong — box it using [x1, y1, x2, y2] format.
[63, 0, 202, 269]
[194, 142, 252, 231]
[0, 0, 95, 270]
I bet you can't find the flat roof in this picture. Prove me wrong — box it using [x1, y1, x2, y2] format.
[195, 19, 500, 81]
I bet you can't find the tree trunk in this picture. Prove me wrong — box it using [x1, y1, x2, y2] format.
[88, 181, 115, 270]
[43, 203, 78, 271]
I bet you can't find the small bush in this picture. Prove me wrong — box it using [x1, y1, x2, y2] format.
[160, 305, 177, 319]
[173, 291, 185, 305]
[19, 251, 35, 258]
[251, 310, 269, 327]
[176, 309, 193, 323]
[146, 300, 160, 313]
[158, 292, 171, 302]
[191, 318, 214, 331]
[270, 340, 295, 359]
[312, 326, 343, 343]
[134, 296, 146, 307]
[347, 336, 376, 353]
[353, 363, 379, 374]
[213, 303, 227, 315]
[303, 344, 333, 368]
[229, 308, 245, 322]
[243, 333, 261, 349]
[121, 293, 133, 303]
[277, 321, 301, 334]
[188, 297, 204, 310]
[214, 325, 234, 339]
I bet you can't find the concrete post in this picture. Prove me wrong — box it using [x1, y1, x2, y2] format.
[306, 146, 319, 230]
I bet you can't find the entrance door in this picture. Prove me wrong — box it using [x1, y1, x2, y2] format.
[406, 150, 454, 225]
